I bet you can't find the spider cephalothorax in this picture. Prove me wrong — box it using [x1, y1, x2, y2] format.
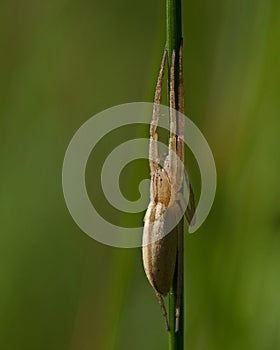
[151, 168, 171, 207]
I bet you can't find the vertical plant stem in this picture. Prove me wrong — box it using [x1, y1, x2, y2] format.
[166, 0, 184, 349]
[166, 0, 182, 64]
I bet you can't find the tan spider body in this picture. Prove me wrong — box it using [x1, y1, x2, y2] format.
[143, 168, 179, 295]
[142, 42, 195, 332]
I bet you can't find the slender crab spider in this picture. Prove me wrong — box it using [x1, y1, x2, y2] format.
[142, 42, 195, 332]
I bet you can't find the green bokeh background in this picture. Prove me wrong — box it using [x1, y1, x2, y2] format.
[1, 1, 280, 349]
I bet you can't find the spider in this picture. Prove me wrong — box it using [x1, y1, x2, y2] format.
[142, 41, 195, 332]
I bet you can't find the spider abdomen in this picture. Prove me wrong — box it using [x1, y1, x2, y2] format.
[142, 202, 178, 295]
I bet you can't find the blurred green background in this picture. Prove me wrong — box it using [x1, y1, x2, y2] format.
[1, 0, 280, 349]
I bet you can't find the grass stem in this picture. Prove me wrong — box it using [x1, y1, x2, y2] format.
[166, 1, 184, 349]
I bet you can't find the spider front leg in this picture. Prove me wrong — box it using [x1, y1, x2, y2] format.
[176, 40, 185, 191]
[165, 50, 178, 186]
[149, 48, 167, 173]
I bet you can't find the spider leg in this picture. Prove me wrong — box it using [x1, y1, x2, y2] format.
[165, 50, 177, 184]
[176, 223, 183, 332]
[184, 169, 196, 225]
[155, 291, 170, 331]
[149, 48, 167, 173]
[176, 40, 185, 190]
[176, 170, 196, 226]
[177, 40, 196, 226]
[178, 40, 184, 117]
